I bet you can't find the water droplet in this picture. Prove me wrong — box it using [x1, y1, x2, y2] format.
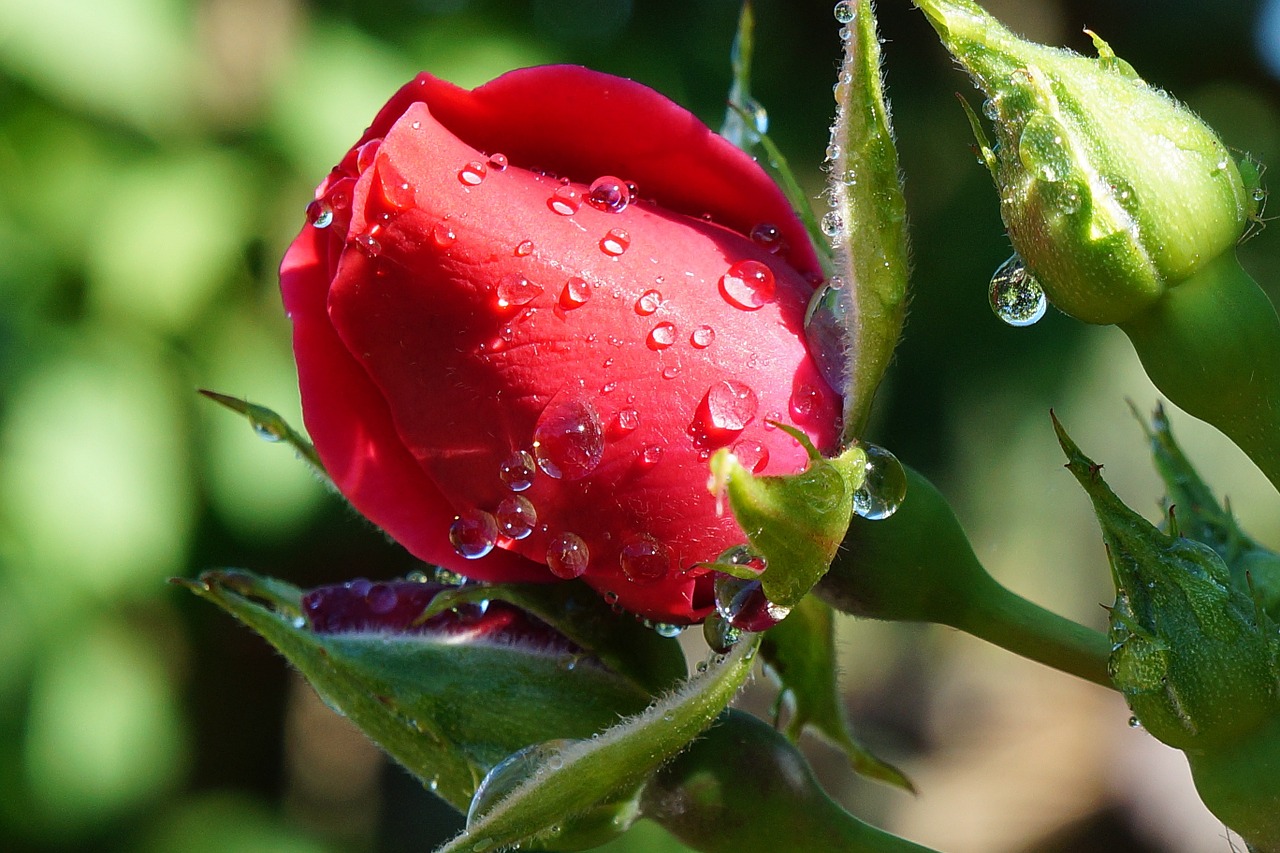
[356, 138, 382, 173]
[714, 574, 789, 632]
[600, 228, 630, 256]
[449, 509, 499, 559]
[514, 240, 535, 257]
[365, 583, 398, 614]
[639, 445, 663, 468]
[532, 398, 605, 480]
[647, 322, 677, 350]
[820, 210, 844, 241]
[825, 141, 842, 162]
[487, 152, 509, 171]
[496, 275, 543, 310]
[981, 96, 1001, 121]
[635, 289, 662, 315]
[749, 222, 783, 252]
[614, 409, 640, 434]
[458, 160, 487, 186]
[703, 613, 742, 653]
[586, 176, 631, 213]
[467, 740, 577, 828]
[306, 199, 333, 229]
[548, 185, 582, 215]
[852, 443, 907, 520]
[620, 534, 671, 584]
[833, 0, 855, 24]
[650, 621, 684, 639]
[495, 495, 537, 540]
[1018, 114, 1072, 183]
[730, 439, 770, 473]
[719, 260, 777, 310]
[988, 255, 1048, 327]
[559, 276, 590, 309]
[661, 366, 680, 380]
[1046, 179, 1084, 215]
[499, 450, 537, 491]
[690, 325, 715, 348]
[431, 220, 457, 248]
[546, 533, 589, 579]
[804, 277, 851, 394]
[706, 380, 759, 431]
[353, 230, 382, 257]
[376, 155, 415, 211]
[1128, 716, 1143, 729]
[790, 383, 820, 419]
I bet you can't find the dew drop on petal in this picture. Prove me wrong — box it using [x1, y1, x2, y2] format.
[546, 533, 590, 578]
[353, 230, 382, 257]
[749, 222, 781, 250]
[719, 260, 776, 310]
[661, 366, 680, 380]
[458, 160, 487, 186]
[496, 275, 543, 309]
[496, 495, 537, 540]
[647, 321, 677, 350]
[600, 229, 630, 256]
[375, 155, 415, 211]
[586, 176, 631, 213]
[714, 573, 789, 632]
[730, 439, 770, 473]
[532, 398, 605, 480]
[706, 380, 759, 431]
[690, 325, 715, 348]
[499, 450, 537, 491]
[620, 534, 671, 584]
[988, 255, 1047, 327]
[804, 277, 852, 395]
[790, 383, 819, 419]
[635, 290, 662, 315]
[487, 152, 509, 171]
[639, 445, 663, 468]
[549, 186, 582, 215]
[430, 220, 457, 248]
[614, 408, 640, 434]
[560, 276, 591, 309]
[514, 240, 535, 257]
[449, 509, 499, 559]
[356, 138, 382, 173]
[852, 443, 907, 520]
[306, 199, 333, 229]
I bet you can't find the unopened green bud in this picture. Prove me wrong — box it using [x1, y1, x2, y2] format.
[917, 0, 1249, 325]
[1054, 415, 1280, 751]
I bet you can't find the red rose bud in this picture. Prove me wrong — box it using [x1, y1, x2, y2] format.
[281, 67, 841, 624]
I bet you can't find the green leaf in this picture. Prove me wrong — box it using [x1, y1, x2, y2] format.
[439, 636, 762, 853]
[642, 711, 939, 853]
[761, 596, 913, 792]
[198, 390, 327, 480]
[179, 570, 655, 812]
[709, 435, 865, 610]
[820, 0, 911, 438]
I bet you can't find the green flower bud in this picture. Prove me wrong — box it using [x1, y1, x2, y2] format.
[1054, 416, 1280, 751]
[916, 0, 1249, 325]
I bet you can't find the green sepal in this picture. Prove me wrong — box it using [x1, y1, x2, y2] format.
[414, 581, 687, 696]
[709, 431, 866, 610]
[761, 595, 914, 792]
[641, 710, 939, 853]
[178, 570, 656, 812]
[820, 0, 911, 438]
[1133, 402, 1280, 616]
[198, 389, 327, 479]
[438, 636, 762, 853]
[1052, 415, 1280, 750]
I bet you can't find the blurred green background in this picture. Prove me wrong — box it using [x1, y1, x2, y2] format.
[0, 0, 1277, 851]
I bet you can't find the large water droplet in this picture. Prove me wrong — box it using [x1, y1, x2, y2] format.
[1018, 114, 1073, 183]
[549, 185, 582, 215]
[487, 152, 509, 171]
[647, 322, 677, 350]
[719, 260, 777, 311]
[532, 399, 604, 480]
[820, 210, 844, 240]
[988, 255, 1047, 327]
[833, 1, 855, 24]
[803, 277, 851, 395]
[714, 574, 789, 632]
[620, 534, 671, 584]
[458, 160, 487, 186]
[546, 533, 589, 579]
[450, 509, 499, 559]
[560, 276, 591, 309]
[586, 176, 631, 213]
[467, 740, 577, 828]
[600, 228, 631, 256]
[730, 439, 770, 473]
[790, 383, 820, 419]
[306, 199, 333, 229]
[499, 450, 537, 491]
[703, 614, 742, 653]
[431, 220, 457, 248]
[356, 138, 382, 173]
[376, 155, 415, 211]
[706, 380, 759, 431]
[635, 290, 662, 315]
[496, 495, 537, 540]
[496, 275, 543, 310]
[852, 443, 907, 520]
[690, 325, 715, 348]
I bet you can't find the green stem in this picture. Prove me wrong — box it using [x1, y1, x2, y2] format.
[1120, 253, 1280, 494]
[947, 572, 1112, 688]
[1186, 712, 1280, 853]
